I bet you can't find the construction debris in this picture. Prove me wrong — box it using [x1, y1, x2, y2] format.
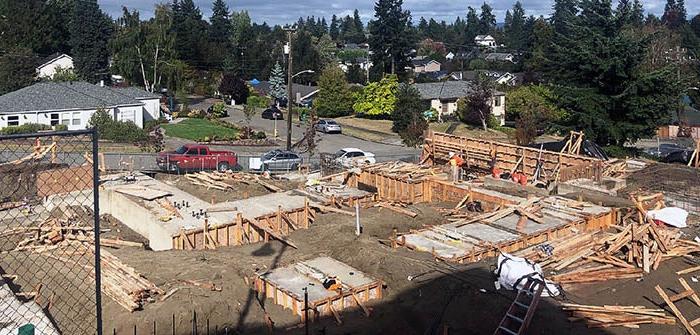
[562, 304, 676, 328]
[359, 161, 442, 181]
[656, 278, 700, 335]
[185, 171, 283, 192]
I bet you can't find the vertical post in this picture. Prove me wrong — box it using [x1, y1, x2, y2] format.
[92, 129, 103, 335]
[355, 202, 361, 236]
[285, 27, 295, 150]
[304, 287, 309, 335]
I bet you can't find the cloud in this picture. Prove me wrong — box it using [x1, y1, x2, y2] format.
[98, 0, 698, 25]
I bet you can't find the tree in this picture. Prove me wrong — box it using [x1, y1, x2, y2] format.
[458, 74, 495, 130]
[172, 0, 207, 64]
[551, 0, 578, 36]
[0, 48, 36, 94]
[70, 0, 112, 82]
[507, 85, 565, 144]
[546, 0, 685, 146]
[219, 73, 249, 105]
[465, 7, 480, 43]
[313, 65, 354, 117]
[479, 2, 496, 35]
[353, 75, 399, 117]
[504, 2, 527, 51]
[369, 0, 414, 77]
[329, 15, 340, 40]
[209, 0, 231, 66]
[268, 62, 286, 101]
[417, 39, 447, 61]
[662, 0, 687, 29]
[314, 34, 338, 66]
[50, 67, 79, 82]
[346, 64, 367, 84]
[615, 0, 644, 27]
[392, 84, 428, 147]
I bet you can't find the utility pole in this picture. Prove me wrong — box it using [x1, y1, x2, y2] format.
[284, 26, 296, 150]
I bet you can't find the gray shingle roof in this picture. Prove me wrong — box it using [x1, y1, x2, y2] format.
[413, 81, 504, 100]
[0, 82, 143, 114]
[254, 81, 319, 99]
[109, 86, 161, 100]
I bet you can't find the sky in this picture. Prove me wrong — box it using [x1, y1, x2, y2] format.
[97, 0, 699, 25]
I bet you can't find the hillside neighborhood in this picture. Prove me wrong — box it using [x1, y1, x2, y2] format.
[1, 0, 700, 334]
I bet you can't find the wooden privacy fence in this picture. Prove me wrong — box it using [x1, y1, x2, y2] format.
[422, 131, 602, 182]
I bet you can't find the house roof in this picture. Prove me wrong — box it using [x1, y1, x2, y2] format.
[411, 57, 440, 67]
[413, 81, 504, 100]
[0, 82, 144, 114]
[109, 86, 161, 100]
[485, 53, 514, 61]
[254, 81, 319, 100]
[36, 53, 72, 70]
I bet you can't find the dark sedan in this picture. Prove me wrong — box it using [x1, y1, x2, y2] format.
[261, 107, 284, 120]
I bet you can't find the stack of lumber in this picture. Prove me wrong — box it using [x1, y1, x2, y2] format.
[0, 200, 25, 212]
[185, 171, 282, 192]
[603, 159, 628, 178]
[374, 201, 418, 217]
[515, 193, 700, 284]
[562, 303, 676, 328]
[361, 161, 442, 181]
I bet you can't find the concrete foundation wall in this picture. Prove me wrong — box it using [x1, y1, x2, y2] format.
[99, 189, 173, 251]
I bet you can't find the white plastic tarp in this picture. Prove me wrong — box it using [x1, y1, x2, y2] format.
[494, 252, 560, 297]
[646, 207, 689, 228]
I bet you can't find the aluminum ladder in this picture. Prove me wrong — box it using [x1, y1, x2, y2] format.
[493, 278, 544, 335]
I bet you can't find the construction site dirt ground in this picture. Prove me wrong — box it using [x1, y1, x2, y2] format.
[92, 195, 700, 335]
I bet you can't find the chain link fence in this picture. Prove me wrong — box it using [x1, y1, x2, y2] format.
[0, 130, 101, 335]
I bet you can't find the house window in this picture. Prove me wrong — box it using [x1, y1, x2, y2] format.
[494, 96, 502, 107]
[61, 113, 71, 125]
[50, 113, 59, 126]
[7, 116, 19, 126]
[71, 112, 81, 126]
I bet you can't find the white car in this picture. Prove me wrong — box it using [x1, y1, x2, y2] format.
[334, 148, 376, 168]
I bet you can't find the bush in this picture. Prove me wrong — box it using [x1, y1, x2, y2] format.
[0, 123, 52, 135]
[246, 95, 271, 109]
[486, 115, 500, 129]
[54, 124, 68, 131]
[210, 102, 227, 118]
[88, 109, 148, 143]
[187, 109, 205, 119]
[144, 119, 167, 132]
[253, 131, 267, 139]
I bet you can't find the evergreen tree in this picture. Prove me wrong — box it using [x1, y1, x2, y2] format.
[369, 0, 414, 78]
[329, 15, 340, 41]
[465, 6, 480, 43]
[546, 0, 684, 145]
[418, 17, 429, 38]
[662, 0, 687, 29]
[478, 2, 496, 35]
[551, 0, 579, 36]
[314, 65, 354, 117]
[0, 47, 37, 94]
[346, 64, 367, 84]
[209, 0, 231, 59]
[172, 0, 206, 64]
[504, 1, 526, 51]
[70, 0, 112, 82]
[268, 62, 286, 101]
[392, 84, 428, 147]
[352, 9, 365, 42]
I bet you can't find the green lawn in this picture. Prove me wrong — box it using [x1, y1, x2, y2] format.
[161, 118, 238, 141]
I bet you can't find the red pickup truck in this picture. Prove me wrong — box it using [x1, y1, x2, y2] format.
[157, 145, 238, 172]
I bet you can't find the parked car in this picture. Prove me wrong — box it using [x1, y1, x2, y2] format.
[299, 98, 313, 108]
[315, 119, 342, 133]
[157, 145, 238, 172]
[644, 143, 687, 159]
[261, 107, 284, 120]
[259, 149, 303, 172]
[276, 97, 288, 108]
[334, 148, 376, 168]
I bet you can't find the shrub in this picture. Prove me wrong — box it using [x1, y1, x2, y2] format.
[187, 109, 205, 119]
[54, 124, 68, 131]
[246, 95, 271, 109]
[210, 102, 227, 118]
[144, 119, 167, 132]
[0, 123, 52, 135]
[88, 109, 148, 143]
[253, 131, 267, 139]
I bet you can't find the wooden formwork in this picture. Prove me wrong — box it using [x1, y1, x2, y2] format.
[422, 131, 601, 181]
[172, 201, 314, 250]
[347, 170, 427, 203]
[254, 257, 382, 322]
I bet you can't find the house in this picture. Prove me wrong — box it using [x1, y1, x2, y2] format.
[412, 81, 506, 125]
[253, 81, 319, 104]
[0, 82, 161, 130]
[411, 56, 441, 73]
[474, 35, 497, 48]
[338, 57, 372, 72]
[485, 52, 515, 63]
[36, 53, 74, 79]
[449, 70, 524, 86]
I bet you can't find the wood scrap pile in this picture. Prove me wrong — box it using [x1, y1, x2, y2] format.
[0, 200, 26, 212]
[603, 159, 628, 178]
[361, 161, 442, 181]
[374, 201, 417, 218]
[515, 193, 700, 284]
[562, 303, 676, 328]
[185, 171, 282, 192]
[0, 142, 56, 172]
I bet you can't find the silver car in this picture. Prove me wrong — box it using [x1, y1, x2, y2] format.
[260, 150, 303, 172]
[315, 119, 342, 133]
